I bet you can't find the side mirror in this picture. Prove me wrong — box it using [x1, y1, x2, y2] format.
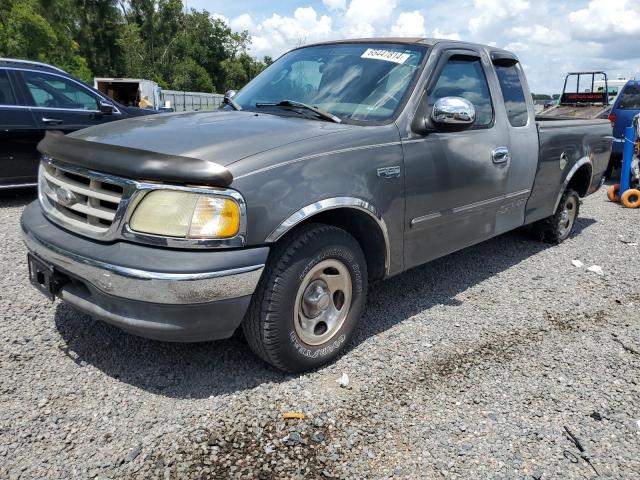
[431, 97, 475, 126]
[99, 101, 115, 115]
[225, 90, 237, 99]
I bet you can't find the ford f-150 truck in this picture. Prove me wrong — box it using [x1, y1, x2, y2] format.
[21, 38, 612, 372]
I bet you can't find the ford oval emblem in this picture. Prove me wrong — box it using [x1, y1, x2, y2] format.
[56, 187, 78, 207]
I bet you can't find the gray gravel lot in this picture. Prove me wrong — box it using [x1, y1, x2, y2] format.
[1, 187, 639, 479]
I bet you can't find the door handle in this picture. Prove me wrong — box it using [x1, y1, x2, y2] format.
[42, 117, 63, 125]
[492, 147, 510, 164]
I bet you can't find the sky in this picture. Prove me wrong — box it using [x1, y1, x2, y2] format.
[187, 0, 640, 94]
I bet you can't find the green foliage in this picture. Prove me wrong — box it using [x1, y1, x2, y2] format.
[0, 0, 270, 92]
[0, 0, 92, 81]
[171, 58, 213, 92]
[221, 53, 269, 91]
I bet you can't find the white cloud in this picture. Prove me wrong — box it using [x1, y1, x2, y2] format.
[509, 25, 568, 45]
[344, 0, 397, 37]
[504, 41, 529, 52]
[431, 28, 461, 41]
[214, 0, 640, 94]
[468, 0, 530, 33]
[390, 11, 426, 37]
[210, 13, 229, 24]
[323, 0, 347, 10]
[230, 13, 254, 32]
[249, 7, 333, 57]
[569, 0, 640, 39]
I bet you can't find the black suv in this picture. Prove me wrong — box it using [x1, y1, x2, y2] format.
[0, 58, 158, 189]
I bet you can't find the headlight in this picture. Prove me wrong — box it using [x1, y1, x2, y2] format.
[129, 190, 241, 239]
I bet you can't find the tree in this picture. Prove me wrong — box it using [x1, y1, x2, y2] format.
[0, 0, 269, 91]
[71, 0, 124, 76]
[116, 23, 148, 78]
[171, 58, 213, 92]
[0, 0, 92, 81]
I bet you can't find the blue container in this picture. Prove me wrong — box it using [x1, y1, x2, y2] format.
[620, 126, 635, 195]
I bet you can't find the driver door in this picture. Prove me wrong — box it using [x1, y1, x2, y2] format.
[403, 51, 511, 269]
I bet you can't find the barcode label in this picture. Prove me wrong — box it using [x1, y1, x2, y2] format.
[361, 48, 410, 64]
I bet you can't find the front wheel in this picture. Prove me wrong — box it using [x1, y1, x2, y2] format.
[531, 188, 581, 243]
[243, 223, 367, 372]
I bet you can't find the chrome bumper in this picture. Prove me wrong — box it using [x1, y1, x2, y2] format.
[23, 231, 265, 305]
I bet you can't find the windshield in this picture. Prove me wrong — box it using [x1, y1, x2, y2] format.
[618, 84, 640, 110]
[232, 43, 427, 123]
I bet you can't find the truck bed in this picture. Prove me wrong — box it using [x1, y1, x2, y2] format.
[537, 104, 610, 119]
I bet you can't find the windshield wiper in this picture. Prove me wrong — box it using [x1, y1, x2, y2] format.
[223, 95, 242, 111]
[255, 100, 341, 123]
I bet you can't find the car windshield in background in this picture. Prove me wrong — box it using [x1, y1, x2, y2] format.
[232, 43, 427, 123]
[618, 85, 640, 110]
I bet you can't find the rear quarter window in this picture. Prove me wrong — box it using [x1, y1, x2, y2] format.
[494, 63, 528, 127]
[618, 84, 640, 110]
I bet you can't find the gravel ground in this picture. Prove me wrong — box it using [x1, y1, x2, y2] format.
[1, 186, 639, 480]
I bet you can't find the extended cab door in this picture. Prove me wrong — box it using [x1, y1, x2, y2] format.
[402, 50, 511, 269]
[491, 57, 538, 234]
[0, 68, 42, 187]
[15, 69, 116, 133]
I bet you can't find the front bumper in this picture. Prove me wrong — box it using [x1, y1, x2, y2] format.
[21, 202, 269, 341]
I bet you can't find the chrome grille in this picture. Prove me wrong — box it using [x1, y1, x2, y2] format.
[40, 162, 124, 234]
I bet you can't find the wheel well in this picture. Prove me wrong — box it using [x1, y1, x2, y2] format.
[567, 164, 592, 197]
[276, 208, 387, 282]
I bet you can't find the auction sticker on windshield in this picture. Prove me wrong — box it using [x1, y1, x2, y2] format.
[361, 48, 411, 64]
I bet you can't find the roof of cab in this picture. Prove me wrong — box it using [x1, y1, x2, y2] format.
[297, 37, 519, 61]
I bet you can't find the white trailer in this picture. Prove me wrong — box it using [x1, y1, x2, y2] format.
[94, 78, 163, 109]
[94, 77, 223, 112]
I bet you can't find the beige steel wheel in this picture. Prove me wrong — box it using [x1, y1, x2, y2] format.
[293, 259, 353, 346]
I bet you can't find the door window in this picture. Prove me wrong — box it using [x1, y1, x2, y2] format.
[22, 71, 99, 111]
[0, 70, 17, 105]
[494, 63, 528, 127]
[428, 57, 494, 126]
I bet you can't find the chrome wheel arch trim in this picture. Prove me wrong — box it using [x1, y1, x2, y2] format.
[265, 197, 391, 276]
[553, 156, 593, 212]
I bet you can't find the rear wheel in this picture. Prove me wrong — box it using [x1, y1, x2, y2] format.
[531, 188, 580, 243]
[621, 188, 640, 208]
[243, 223, 367, 372]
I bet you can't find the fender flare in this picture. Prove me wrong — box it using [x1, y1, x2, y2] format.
[265, 197, 391, 276]
[553, 156, 592, 212]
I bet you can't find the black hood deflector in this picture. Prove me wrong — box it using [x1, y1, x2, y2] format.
[37, 130, 233, 187]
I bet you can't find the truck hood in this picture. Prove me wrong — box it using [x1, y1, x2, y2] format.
[69, 110, 351, 167]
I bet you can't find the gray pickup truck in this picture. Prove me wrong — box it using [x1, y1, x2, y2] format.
[22, 38, 612, 372]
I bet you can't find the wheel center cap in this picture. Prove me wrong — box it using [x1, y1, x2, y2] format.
[302, 280, 330, 318]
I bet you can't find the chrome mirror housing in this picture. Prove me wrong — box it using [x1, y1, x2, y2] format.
[225, 89, 238, 99]
[431, 97, 476, 125]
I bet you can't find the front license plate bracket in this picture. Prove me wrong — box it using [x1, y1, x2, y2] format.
[27, 253, 67, 300]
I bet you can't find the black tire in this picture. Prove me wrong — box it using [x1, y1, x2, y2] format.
[531, 188, 580, 243]
[243, 223, 368, 372]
